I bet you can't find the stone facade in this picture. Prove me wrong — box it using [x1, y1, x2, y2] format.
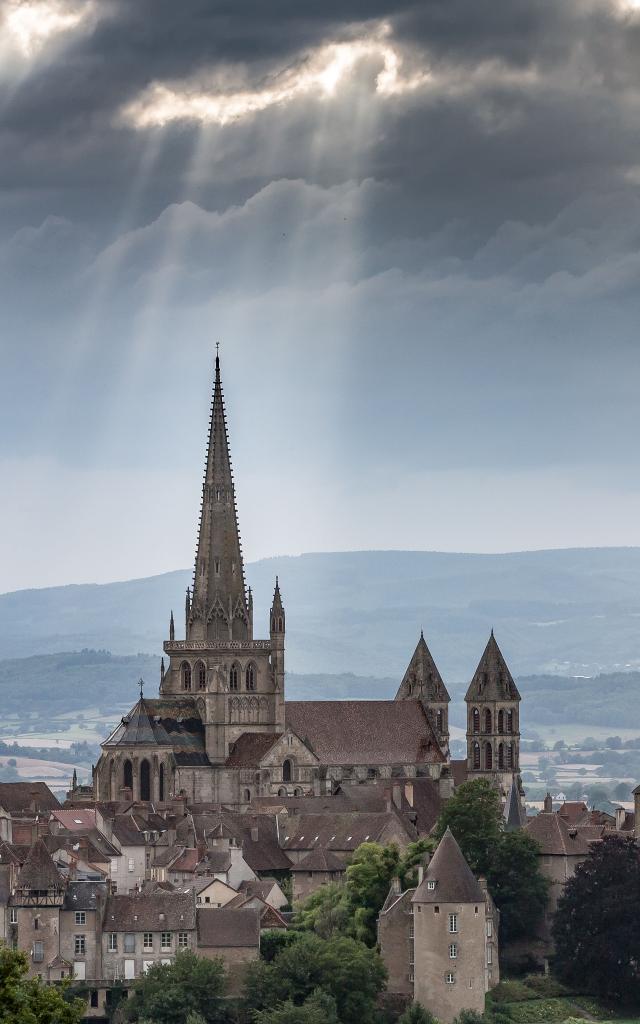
[379, 829, 499, 1024]
[465, 631, 522, 798]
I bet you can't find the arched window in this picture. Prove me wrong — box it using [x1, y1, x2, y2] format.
[243, 788, 251, 803]
[497, 710, 504, 734]
[436, 710, 444, 733]
[182, 662, 192, 691]
[484, 743, 493, 771]
[282, 759, 293, 783]
[246, 664, 256, 691]
[140, 759, 151, 801]
[472, 708, 480, 733]
[229, 664, 239, 691]
[472, 742, 480, 770]
[159, 763, 165, 802]
[506, 710, 513, 733]
[277, 787, 287, 797]
[278, 617, 283, 632]
[484, 708, 492, 733]
[123, 759, 133, 792]
[506, 743, 514, 769]
[294, 788, 303, 797]
[197, 662, 206, 690]
[271, 618, 276, 632]
[498, 743, 504, 770]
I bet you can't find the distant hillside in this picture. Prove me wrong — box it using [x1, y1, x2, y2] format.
[2, 548, 640, 678]
[2, 650, 640, 733]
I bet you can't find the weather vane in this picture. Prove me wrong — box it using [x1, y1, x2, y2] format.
[139, 677, 144, 699]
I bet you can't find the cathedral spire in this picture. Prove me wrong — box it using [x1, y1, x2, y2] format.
[189, 350, 248, 642]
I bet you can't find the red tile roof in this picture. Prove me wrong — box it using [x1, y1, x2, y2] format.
[285, 700, 445, 766]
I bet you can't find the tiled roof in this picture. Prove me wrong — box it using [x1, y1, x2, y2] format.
[194, 849, 232, 875]
[0, 782, 59, 813]
[280, 811, 416, 852]
[557, 801, 590, 826]
[51, 809, 96, 831]
[16, 839, 65, 890]
[225, 733, 283, 767]
[112, 814, 151, 847]
[526, 812, 595, 855]
[464, 632, 521, 703]
[184, 812, 292, 872]
[196, 906, 260, 948]
[413, 828, 484, 904]
[285, 700, 445, 766]
[289, 847, 345, 872]
[104, 892, 196, 931]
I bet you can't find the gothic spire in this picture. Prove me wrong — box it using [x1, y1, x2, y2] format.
[189, 351, 248, 641]
[395, 630, 450, 702]
[465, 631, 521, 702]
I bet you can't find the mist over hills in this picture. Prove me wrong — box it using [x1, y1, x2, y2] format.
[2, 548, 640, 680]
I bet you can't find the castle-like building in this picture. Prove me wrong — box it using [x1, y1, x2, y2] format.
[93, 355, 521, 807]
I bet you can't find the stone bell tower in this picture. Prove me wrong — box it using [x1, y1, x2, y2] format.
[465, 630, 521, 796]
[160, 352, 285, 763]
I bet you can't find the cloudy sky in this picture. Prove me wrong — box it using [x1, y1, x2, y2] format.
[2, 0, 640, 593]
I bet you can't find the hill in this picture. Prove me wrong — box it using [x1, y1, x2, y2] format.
[2, 548, 640, 679]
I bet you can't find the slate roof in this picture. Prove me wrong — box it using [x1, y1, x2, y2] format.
[413, 828, 485, 904]
[504, 778, 526, 831]
[285, 700, 445, 766]
[464, 632, 521, 703]
[103, 697, 205, 754]
[16, 839, 65, 890]
[194, 849, 232, 875]
[0, 782, 59, 813]
[225, 733, 283, 767]
[557, 801, 590, 826]
[289, 847, 345, 872]
[525, 812, 595, 855]
[395, 632, 451, 703]
[196, 906, 260, 948]
[181, 812, 292, 873]
[63, 880, 108, 911]
[104, 892, 196, 931]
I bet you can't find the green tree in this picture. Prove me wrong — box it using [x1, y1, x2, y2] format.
[0, 946, 84, 1024]
[397, 1004, 438, 1024]
[433, 779, 503, 875]
[486, 830, 548, 941]
[553, 833, 640, 1003]
[260, 929, 302, 962]
[254, 990, 338, 1024]
[293, 882, 352, 939]
[345, 842, 400, 945]
[125, 950, 227, 1024]
[243, 933, 386, 1024]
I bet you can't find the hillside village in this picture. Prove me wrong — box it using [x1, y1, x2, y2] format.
[2, 358, 640, 1023]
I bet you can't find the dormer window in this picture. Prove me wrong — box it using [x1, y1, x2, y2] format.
[427, 880, 436, 891]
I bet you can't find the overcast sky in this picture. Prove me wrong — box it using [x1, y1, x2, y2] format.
[2, 0, 640, 593]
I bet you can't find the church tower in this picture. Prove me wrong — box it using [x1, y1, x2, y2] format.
[395, 631, 450, 753]
[465, 631, 521, 795]
[160, 352, 285, 770]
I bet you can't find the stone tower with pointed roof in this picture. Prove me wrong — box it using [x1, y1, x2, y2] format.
[395, 631, 451, 751]
[465, 631, 521, 795]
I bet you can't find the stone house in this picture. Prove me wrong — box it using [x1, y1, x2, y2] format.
[59, 880, 108, 981]
[195, 906, 260, 993]
[378, 829, 499, 1024]
[290, 847, 345, 903]
[101, 891, 196, 981]
[9, 840, 67, 980]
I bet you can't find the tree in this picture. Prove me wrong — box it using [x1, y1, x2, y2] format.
[433, 779, 503, 876]
[253, 990, 338, 1024]
[397, 1004, 438, 1024]
[243, 932, 386, 1024]
[345, 842, 400, 945]
[0, 946, 84, 1024]
[293, 883, 352, 940]
[553, 833, 640, 1003]
[486, 829, 548, 941]
[260, 929, 302, 962]
[434, 779, 548, 942]
[125, 950, 227, 1024]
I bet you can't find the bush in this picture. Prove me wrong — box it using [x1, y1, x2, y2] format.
[490, 981, 535, 1004]
[522, 976, 568, 998]
[504, 1000, 584, 1023]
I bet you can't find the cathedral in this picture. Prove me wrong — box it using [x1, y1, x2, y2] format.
[93, 355, 521, 807]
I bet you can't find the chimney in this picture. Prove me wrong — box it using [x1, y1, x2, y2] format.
[417, 865, 424, 885]
[251, 826, 259, 843]
[390, 876, 401, 895]
[615, 806, 626, 831]
[392, 784, 402, 810]
[543, 792, 553, 813]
